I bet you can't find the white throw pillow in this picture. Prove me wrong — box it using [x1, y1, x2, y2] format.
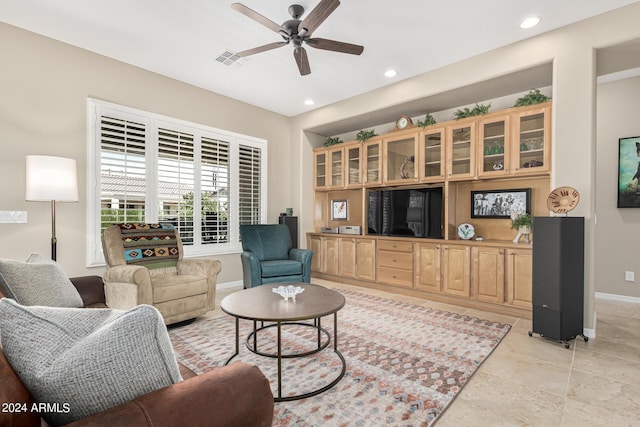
[0, 254, 83, 307]
[0, 299, 182, 425]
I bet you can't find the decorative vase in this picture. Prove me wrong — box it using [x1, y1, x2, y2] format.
[513, 225, 531, 244]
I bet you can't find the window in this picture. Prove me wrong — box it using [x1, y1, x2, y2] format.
[87, 99, 267, 266]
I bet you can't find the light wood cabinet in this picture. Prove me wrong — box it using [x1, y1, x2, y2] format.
[377, 239, 414, 288]
[355, 238, 376, 280]
[442, 244, 471, 297]
[511, 105, 551, 176]
[477, 116, 510, 178]
[339, 237, 356, 277]
[345, 144, 362, 188]
[415, 242, 441, 292]
[309, 234, 323, 272]
[363, 138, 382, 186]
[420, 127, 446, 182]
[471, 246, 505, 303]
[329, 147, 344, 188]
[446, 122, 476, 181]
[383, 132, 418, 185]
[506, 248, 532, 308]
[313, 150, 328, 190]
[323, 236, 340, 275]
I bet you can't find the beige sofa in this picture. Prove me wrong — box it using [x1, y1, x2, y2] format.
[102, 223, 222, 325]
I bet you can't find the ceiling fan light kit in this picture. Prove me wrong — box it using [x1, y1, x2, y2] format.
[231, 1, 364, 76]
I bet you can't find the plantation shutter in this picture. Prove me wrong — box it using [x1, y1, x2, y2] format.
[238, 144, 263, 225]
[157, 128, 195, 245]
[99, 116, 146, 233]
[201, 136, 230, 244]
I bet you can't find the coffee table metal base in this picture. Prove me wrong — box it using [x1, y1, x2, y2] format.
[224, 312, 346, 402]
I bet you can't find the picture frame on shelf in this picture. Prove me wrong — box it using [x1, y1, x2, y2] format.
[331, 199, 348, 220]
[471, 188, 531, 219]
[617, 135, 640, 208]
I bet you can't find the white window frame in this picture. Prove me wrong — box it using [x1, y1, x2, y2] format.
[86, 98, 267, 267]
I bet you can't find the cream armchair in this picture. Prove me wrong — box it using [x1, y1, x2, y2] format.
[101, 223, 222, 325]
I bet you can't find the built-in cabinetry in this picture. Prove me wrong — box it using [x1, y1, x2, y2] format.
[310, 102, 551, 318]
[308, 234, 533, 316]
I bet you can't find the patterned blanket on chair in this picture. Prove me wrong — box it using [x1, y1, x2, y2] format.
[118, 223, 179, 270]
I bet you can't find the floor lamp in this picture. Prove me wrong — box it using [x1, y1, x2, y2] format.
[25, 155, 79, 261]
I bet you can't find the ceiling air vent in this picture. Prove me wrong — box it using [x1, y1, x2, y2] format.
[215, 50, 245, 67]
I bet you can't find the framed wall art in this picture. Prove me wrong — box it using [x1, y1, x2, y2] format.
[331, 199, 348, 220]
[617, 136, 640, 208]
[471, 188, 531, 219]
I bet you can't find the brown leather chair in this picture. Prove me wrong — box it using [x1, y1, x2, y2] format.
[0, 276, 274, 427]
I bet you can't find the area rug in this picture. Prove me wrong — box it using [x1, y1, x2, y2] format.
[169, 288, 511, 426]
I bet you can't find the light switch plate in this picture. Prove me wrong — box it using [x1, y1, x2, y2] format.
[0, 211, 28, 223]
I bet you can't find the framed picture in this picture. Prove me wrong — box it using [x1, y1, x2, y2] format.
[471, 188, 531, 219]
[331, 199, 348, 220]
[617, 136, 640, 208]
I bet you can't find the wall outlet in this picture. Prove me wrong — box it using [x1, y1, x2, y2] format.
[625, 271, 635, 282]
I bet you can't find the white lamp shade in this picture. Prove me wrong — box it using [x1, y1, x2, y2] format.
[26, 155, 79, 202]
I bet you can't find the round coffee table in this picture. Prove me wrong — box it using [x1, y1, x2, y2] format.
[220, 283, 346, 402]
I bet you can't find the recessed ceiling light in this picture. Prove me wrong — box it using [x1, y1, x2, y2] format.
[304, 99, 314, 106]
[520, 16, 541, 29]
[384, 69, 397, 78]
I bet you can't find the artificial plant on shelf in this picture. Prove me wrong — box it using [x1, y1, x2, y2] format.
[356, 129, 377, 142]
[417, 113, 436, 128]
[323, 136, 343, 147]
[514, 89, 549, 107]
[511, 212, 533, 244]
[454, 103, 491, 120]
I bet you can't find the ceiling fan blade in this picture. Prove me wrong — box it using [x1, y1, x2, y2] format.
[294, 47, 311, 76]
[231, 3, 286, 35]
[298, 0, 340, 35]
[306, 38, 364, 55]
[236, 41, 288, 57]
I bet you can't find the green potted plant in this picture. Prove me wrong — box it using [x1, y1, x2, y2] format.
[417, 113, 436, 128]
[514, 89, 549, 107]
[323, 136, 343, 147]
[454, 103, 491, 120]
[356, 129, 377, 142]
[511, 212, 532, 243]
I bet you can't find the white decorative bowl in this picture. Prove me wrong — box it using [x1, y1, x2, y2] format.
[272, 285, 305, 301]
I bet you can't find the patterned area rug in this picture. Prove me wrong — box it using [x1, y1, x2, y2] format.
[169, 289, 511, 426]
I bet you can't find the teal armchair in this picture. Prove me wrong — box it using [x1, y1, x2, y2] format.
[239, 224, 313, 288]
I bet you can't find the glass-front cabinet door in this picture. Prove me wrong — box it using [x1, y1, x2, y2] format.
[478, 116, 510, 178]
[363, 138, 382, 186]
[313, 149, 327, 189]
[420, 127, 445, 182]
[446, 122, 476, 181]
[345, 144, 362, 187]
[329, 147, 344, 187]
[512, 104, 551, 175]
[383, 133, 418, 185]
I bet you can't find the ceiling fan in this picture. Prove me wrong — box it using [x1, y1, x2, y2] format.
[231, 0, 364, 76]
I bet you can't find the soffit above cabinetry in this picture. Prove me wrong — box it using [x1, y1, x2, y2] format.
[306, 63, 553, 137]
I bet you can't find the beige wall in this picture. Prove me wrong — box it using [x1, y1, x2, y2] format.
[596, 74, 640, 297]
[291, 2, 640, 332]
[0, 23, 292, 283]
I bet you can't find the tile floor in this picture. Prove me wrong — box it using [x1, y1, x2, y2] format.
[211, 279, 640, 426]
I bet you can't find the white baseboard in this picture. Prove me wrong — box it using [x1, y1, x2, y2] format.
[595, 292, 640, 304]
[217, 280, 243, 290]
[583, 309, 597, 339]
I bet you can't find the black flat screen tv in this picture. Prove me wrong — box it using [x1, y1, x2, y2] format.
[367, 187, 443, 238]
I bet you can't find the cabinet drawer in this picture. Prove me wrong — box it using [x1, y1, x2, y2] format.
[377, 266, 413, 287]
[378, 240, 413, 252]
[377, 250, 413, 270]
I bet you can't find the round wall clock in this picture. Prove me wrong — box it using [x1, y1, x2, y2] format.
[394, 115, 414, 131]
[547, 186, 580, 214]
[457, 223, 475, 240]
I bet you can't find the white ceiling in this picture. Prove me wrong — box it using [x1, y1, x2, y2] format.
[2, 0, 639, 117]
